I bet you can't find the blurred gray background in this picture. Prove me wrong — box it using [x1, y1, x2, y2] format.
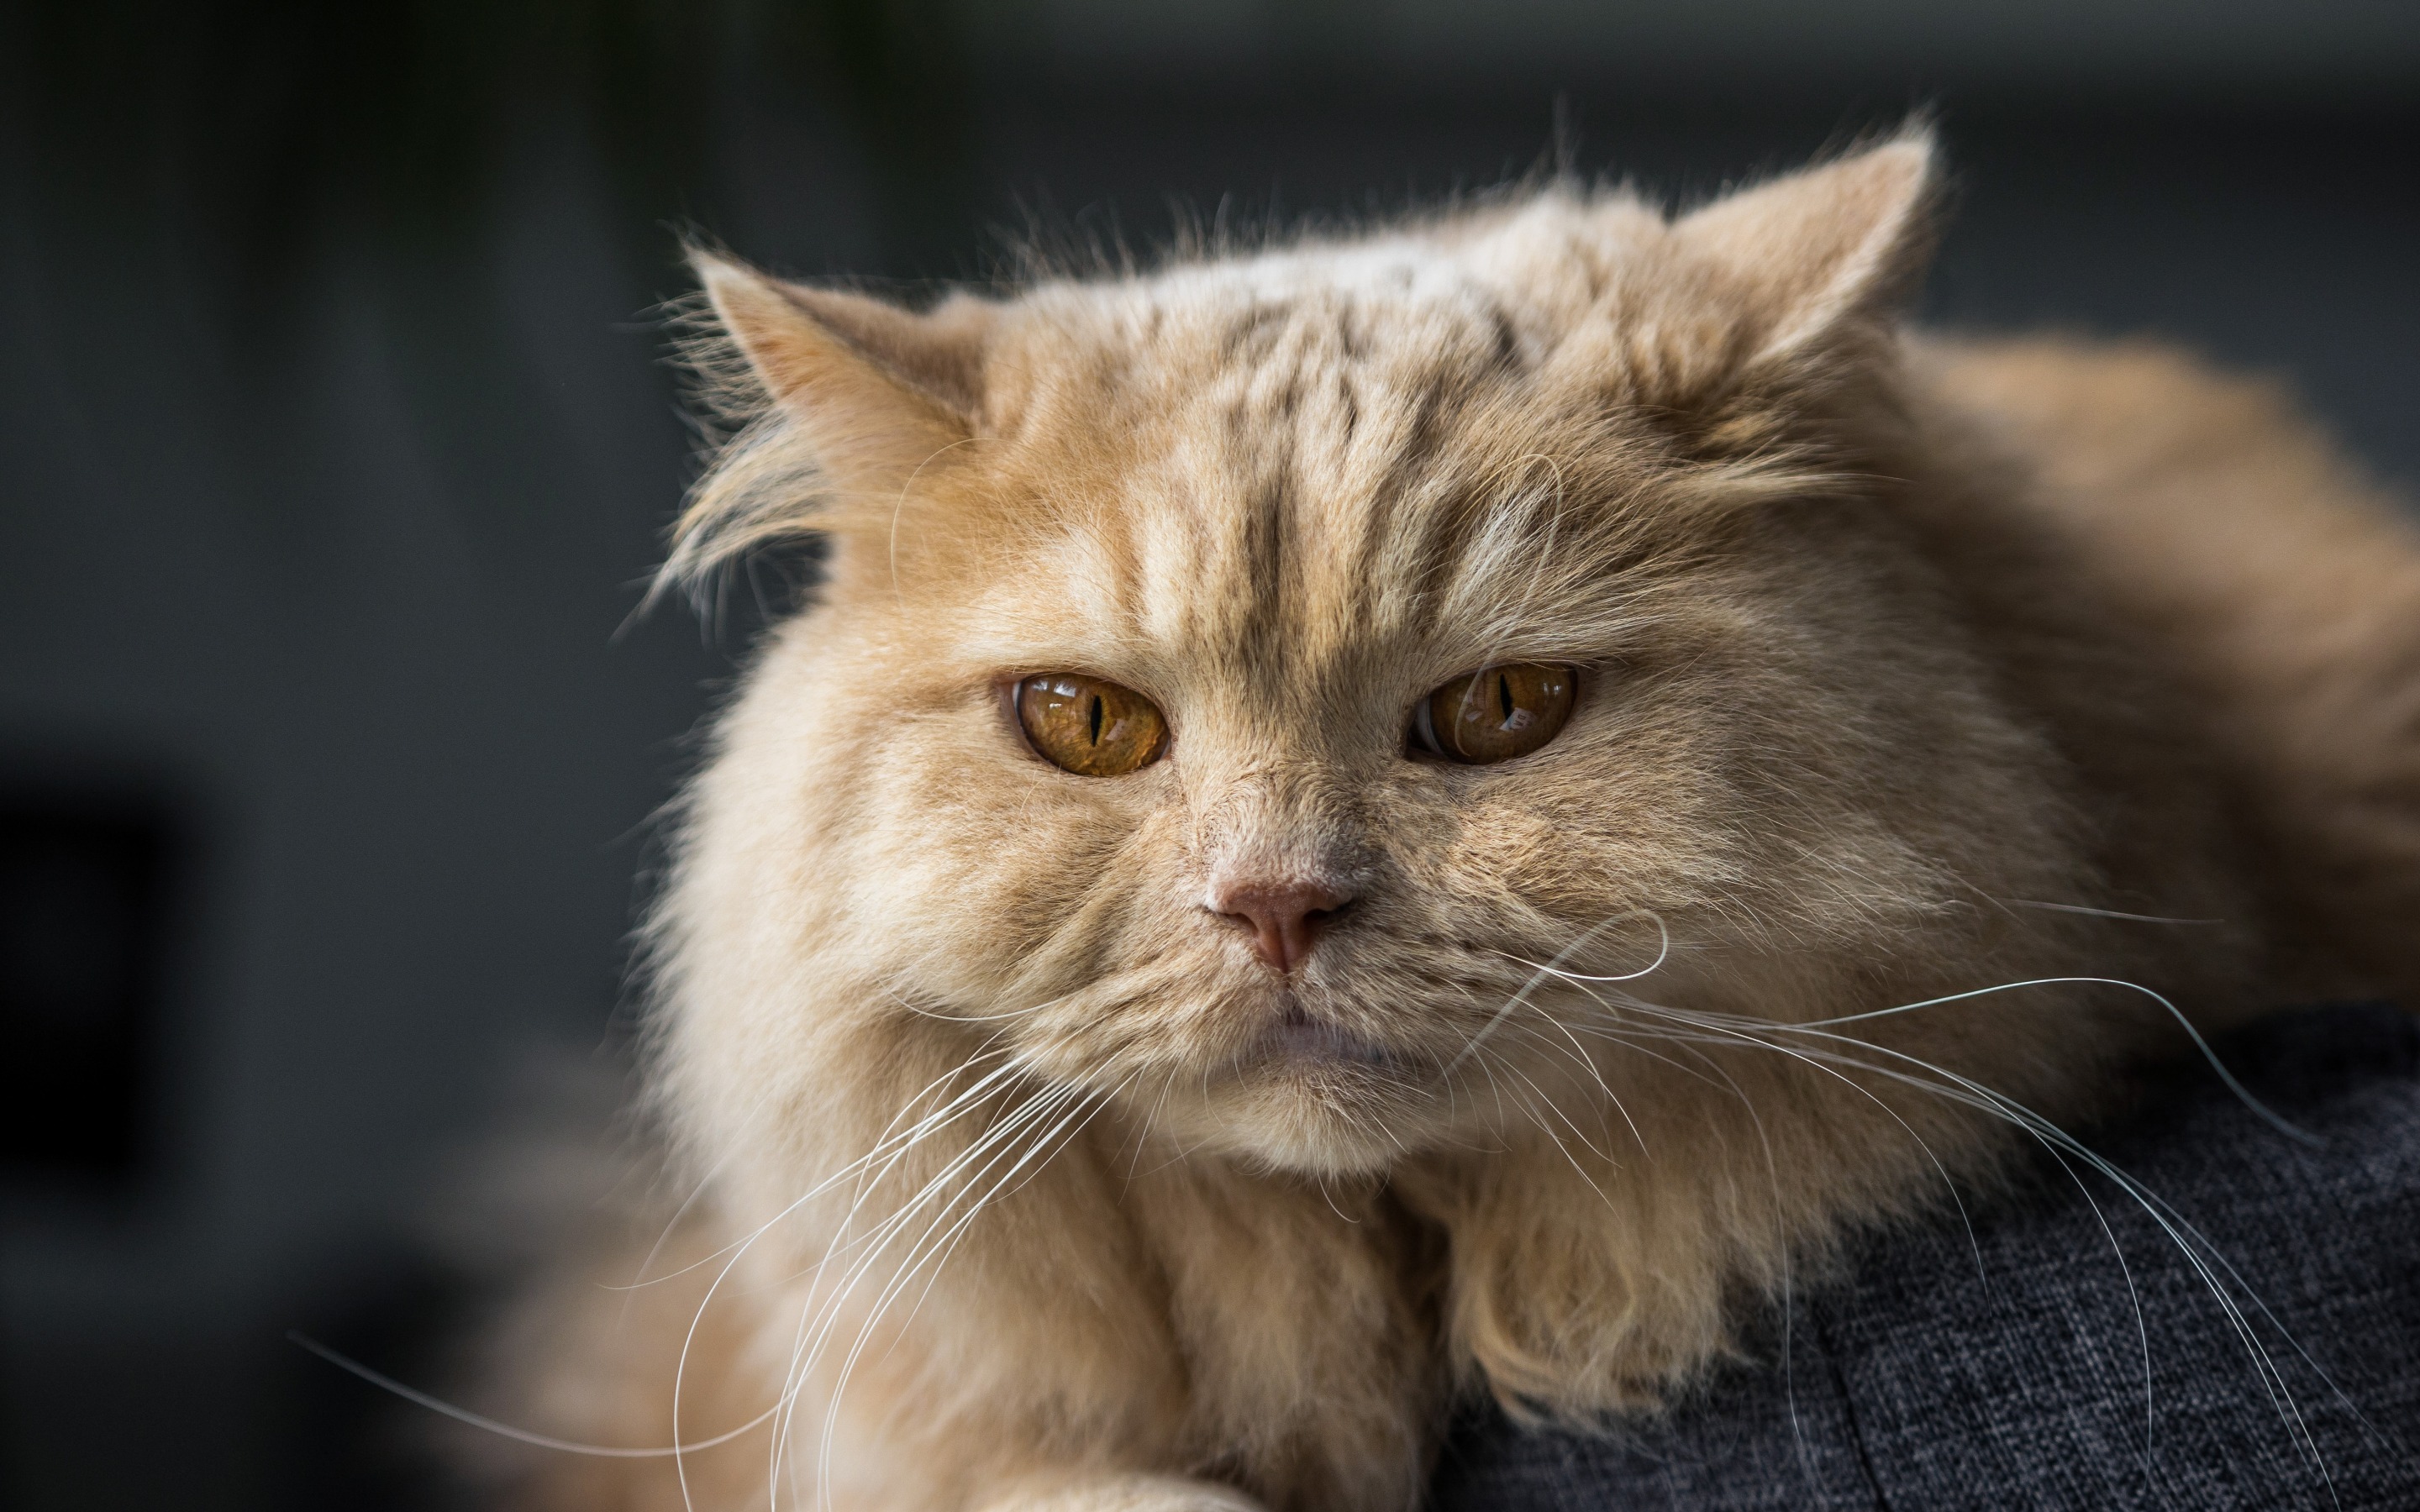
[0, 2, 2413, 1506]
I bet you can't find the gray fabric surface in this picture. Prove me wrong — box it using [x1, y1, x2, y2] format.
[1429, 1004, 2420, 1510]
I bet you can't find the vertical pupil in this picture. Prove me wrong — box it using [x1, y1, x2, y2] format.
[1088, 694, 1104, 746]
[1497, 672, 1513, 722]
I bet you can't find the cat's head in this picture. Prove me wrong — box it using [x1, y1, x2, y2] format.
[661, 134, 2089, 1177]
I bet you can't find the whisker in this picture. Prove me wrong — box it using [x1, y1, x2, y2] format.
[618, 1084, 777, 1310]
[2005, 899, 2223, 926]
[803, 1080, 1104, 1509]
[1444, 911, 1660, 1077]
[1551, 983, 1987, 1284]
[1602, 992, 2349, 1484]
[1472, 1046, 1616, 1201]
[1488, 911, 1670, 984]
[780, 1079, 1089, 1497]
[619, 1044, 1032, 1294]
[1498, 1011, 1652, 1163]
[284, 1332, 778, 1460]
[1531, 963, 2314, 1147]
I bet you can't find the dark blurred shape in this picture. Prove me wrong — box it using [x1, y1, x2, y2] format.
[3, 0, 978, 319]
[0, 774, 188, 1185]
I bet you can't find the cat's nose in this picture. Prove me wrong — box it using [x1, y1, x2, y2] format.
[1206, 877, 1355, 974]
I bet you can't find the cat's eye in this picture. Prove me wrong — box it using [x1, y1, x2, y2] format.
[1410, 663, 1576, 764]
[1015, 673, 1170, 777]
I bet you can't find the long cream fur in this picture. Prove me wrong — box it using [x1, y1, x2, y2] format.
[484, 134, 2420, 1510]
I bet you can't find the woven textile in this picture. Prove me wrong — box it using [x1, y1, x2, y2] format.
[1430, 1004, 2420, 1511]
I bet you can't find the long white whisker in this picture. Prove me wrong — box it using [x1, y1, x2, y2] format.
[782, 1084, 1075, 1427]
[284, 1332, 779, 1459]
[2004, 899, 2222, 926]
[1501, 1009, 1653, 1163]
[795, 1081, 1095, 1510]
[623, 1044, 1032, 1294]
[813, 1084, 1113, 1490]
[1474, 1047, 1617, 1202]
[776, 1079, 1086, 1503]
[1564, 984, 1990, 1283]
[765, 1085, 1065, 1508]
[618, 1084, 781, 1316]
[1612, 994, 2343, 1485]
[1444, 911, 1660, 1077]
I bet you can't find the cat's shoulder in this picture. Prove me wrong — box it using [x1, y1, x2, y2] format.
[1910, 331, 2382, 520]
[1907, 330, 2420, 599]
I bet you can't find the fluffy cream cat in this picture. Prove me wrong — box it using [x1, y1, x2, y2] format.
[491, 132, 2420, 1510]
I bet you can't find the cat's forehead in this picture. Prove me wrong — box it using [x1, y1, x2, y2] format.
[1154, 235, 1489, 307]
[962, 247, 1689, 695]
[1014, 195, 1663, 386]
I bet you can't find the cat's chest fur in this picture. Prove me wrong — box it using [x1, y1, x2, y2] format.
[1119, 1157, 1440, 1504]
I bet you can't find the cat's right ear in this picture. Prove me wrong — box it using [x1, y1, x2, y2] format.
[691, 250, 992, 493]
[1672, 131, 1939, 375]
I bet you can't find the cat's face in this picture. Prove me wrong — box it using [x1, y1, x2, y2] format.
[671, 138, 2085, 1176]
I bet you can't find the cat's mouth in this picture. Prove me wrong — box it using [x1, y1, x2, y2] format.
[1255, 1000, 1397, 1071]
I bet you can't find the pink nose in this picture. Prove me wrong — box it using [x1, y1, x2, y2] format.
[1207, 878, 1355, 974]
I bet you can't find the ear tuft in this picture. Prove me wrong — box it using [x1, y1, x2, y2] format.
[1677, 129, 1939, 370]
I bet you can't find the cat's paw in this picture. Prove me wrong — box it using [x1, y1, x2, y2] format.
[982, 1473, 1265, 1512]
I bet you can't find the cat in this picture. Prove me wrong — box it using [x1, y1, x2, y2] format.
[482, 130, 2420, 1510]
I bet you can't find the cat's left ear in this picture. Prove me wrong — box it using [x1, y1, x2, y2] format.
[1675, 130, 1939, 372]
[659, 254, 999, 594]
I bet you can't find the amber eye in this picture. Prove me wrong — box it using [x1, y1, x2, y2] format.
[1411, 663, 1576, 764]
[1015, 673, 1169, 777]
